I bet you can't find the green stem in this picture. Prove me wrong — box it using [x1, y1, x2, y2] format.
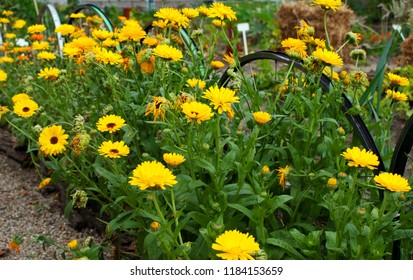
[323, 11, 331, 51]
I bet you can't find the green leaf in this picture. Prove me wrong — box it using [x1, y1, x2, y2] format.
[107, 210, 141, 238]
[227, 203, 255, 222]
[94, 165, 120, 187]
[266, 238, 305, 260]
[193, 158, 216, 173]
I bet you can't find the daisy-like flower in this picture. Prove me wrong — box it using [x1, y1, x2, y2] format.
[12, 93, 31, 104]
[181, 7, 199, 19]
[0, 56, 13, 64]
[70, 12, 86, 18]
[198, 5, 211, 17]
[129, 160, 177, 190]
[387, 73, 410, 87]
[13, 19, 26, 29]
[145, 96, 170, 122]
[374, 172, 411, 192]
[341, 147, 379, 170]
[223, 52, 235, 67]
[70, 37, 97, 53]
[281, 38, 308, 59]
[0, 69, 7, 81]
[182, 101, 214, 124]
[212, 230, 260, 260]
[4, 33, 16, 39]
[27, 24, 46, 34]
[277, 165, 292, 191]
[386, 89, 408, 102]
[117, 22, 146, 42]
[187, 78, 206, 90]
[327, 177, 337, 188]
[261, 165, 270, 174]
[38, 125, 69, 156]
[253, 111, 272, 125]
[142, 37, 159, 47]
[163, 153, 186, 167]
[96, 114, 126, 134]
[154, 7, 190, 28]
[311, 0, 342, 11]
[312, 48, 343, 68]
[38, 177, 52, 189]
[38, 67, 60, 80]
[212, 19, 226, 27]
[98, 140, 130, 158]
[208, 2, 237, 21]
[13, 99, 39, 118]
[210, 60, 225, 69]
[32, 41, 50, 51]
[203, 85, 239, 118]
[93, 47, 124, 65]
[92, 29, 113, 41]
[54, 24, 75, 36]
[153, 44, 183, 62]
[37, 51, 56, 61]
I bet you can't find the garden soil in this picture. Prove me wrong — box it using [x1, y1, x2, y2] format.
[0, 127, 107, 260]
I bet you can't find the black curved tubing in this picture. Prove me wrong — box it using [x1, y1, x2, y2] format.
[218, 50, 385, 172]
[389, 114, 413, 175]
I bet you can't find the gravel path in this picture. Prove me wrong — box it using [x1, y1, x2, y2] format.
[0, 134, 107, 260]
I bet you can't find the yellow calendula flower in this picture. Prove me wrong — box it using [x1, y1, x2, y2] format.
[142, 37, 159, 47]
[208, 2, 237, 21]
[32, 41, 50, 51]
[12, 93, 31, 104]
[92, 29, 113, 41]
[261, 165, 270, 174]
[38, 178, 52, 189]
[0, 69, 7, 81]
[0, 56, 13, 64]
[311, 0, 342, 11]
[253, 111, 272, 125]
[37, 51, 57, 61]
[70, 12, 86, 18]
[212, 19, 226, 27]
[13, 99, 39, 118]
[386, 89, 408, 102]
[182, 101, 214, 124]
[27, 24, 46, 34]
[67, 239, 78, 250]
[212, 230, 260, 260]
[4, 33, 16, 39]
[387, 73, 410, 87]
[281, 38, 308, 59]
[13, 19, 26, 29]
[277, 165, 292, 191]
[181, 7, 199, 19]
[129, 160, 177, 191]
[223, 52, 235, 67]
[312, 48, 343, 68]
[38, 125, 69, 156]
[341, 147, 379, 170]
[93, 47, 124, 65]
[98, 140, 130, 158]
[153, 44, 183, 62]
[117, 22, 146, 42]
[187, 78, 206, 90]
[38, 67, 60, 80]
[96, 114, 126, 134]
[327, 177, 337, 188]
[203, 85, 239, 118]
[163, 153, 186, 167]
[70, 37, 97, 53]
[55, 24, 75, 36]
[374, 172, 411, 192]
[150, 221, 161, 231]
[154, 7, 190, 28]
[210, 60, 225, 69]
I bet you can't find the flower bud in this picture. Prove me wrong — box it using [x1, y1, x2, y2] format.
[350, 49, 367, 61]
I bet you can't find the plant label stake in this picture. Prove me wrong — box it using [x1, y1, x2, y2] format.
[237, 22, 250, 55]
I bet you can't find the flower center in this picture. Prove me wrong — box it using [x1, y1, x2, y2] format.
[23, 107, 30, 112]
[106, 123, 116, 129]
[50, 136, 58, 144]
[191, 111, 199, 116]
[110, 149, 119, 154]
